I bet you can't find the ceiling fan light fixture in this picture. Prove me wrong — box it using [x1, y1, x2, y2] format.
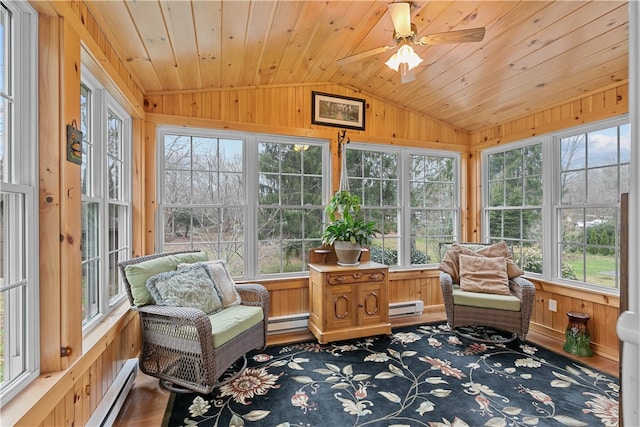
[385, 42, 423, 72]
[385, 54, 401, 71]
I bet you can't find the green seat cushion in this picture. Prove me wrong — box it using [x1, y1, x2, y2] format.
[124, 252, 209, 306]
[452, 285, 521, 312]
[208, 305, 264, 348]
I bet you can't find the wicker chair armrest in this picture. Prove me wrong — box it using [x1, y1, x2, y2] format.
[136, 304, 209, 323]
[236, 283, 270, 309]
[135, 304, 213, 344]
[508, 276, 535, 302]
[439, 271, 454, 296]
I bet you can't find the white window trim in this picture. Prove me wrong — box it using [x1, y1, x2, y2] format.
[80, 66, 132, 332]
[156, 125, 330, 280]
[0, 0, 40, 403]
[347, 142, 461, 268]
[482, 115, 629, 294]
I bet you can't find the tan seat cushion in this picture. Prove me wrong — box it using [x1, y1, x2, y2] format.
[208, 305, 264, 348]
[452, 285, 521, 311]
[459, 254, 511, 295]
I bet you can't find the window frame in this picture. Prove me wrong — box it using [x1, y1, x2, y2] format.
[482, 137, 547, 272]
[482, 115, 629, 293]
[345, 142, 461, 268]
[80, 66, 132, 331]
[0, 0, 40, 403]
[156, 126, 330, 280]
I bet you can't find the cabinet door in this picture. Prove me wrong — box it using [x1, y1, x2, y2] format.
[326, 284, 356, 331]
[357, 282, 388, 326]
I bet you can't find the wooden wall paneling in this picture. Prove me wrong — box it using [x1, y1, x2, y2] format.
[143, 121, 157, 254]
[238, 89, 249, 123]
[95, 353, 104, 407]
[143, 83, 470, 147]
[295, 86, 305, 129]
[53, 398, 65, 427]
[60, 19, 83, 367]
[131, 118, 145, 257]
[532, 288, 547, 325]
[89, 362, 98, 415]
[554, 294, 571, 331]
[469, 82, 628, 148]
[73, 378, 84, 425]
[63, 388, 74, 426]
[464, 149, 478, 241]
[38, 15, 63, 374]
[591, 303, 619, 357]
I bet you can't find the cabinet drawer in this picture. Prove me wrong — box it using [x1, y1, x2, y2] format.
[327, 270, 386, 285]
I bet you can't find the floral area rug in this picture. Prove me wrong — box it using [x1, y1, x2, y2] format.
[162, 323, 618, 427]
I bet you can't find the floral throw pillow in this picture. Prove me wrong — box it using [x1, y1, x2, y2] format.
[146, 263, 223, 314]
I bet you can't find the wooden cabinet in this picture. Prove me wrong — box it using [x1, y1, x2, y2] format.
[308, 261, 391, 344]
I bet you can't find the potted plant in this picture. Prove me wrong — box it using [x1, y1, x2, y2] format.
[322, 190, 379, 265]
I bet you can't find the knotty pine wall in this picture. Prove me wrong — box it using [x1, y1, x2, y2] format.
[467, 80, 628, 361]
[3, 2, 146, 426]
[143, 79, 627, 363]
[7, 0, 626, 425]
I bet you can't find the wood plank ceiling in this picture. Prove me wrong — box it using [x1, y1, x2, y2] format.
[87, 1, 628, 132]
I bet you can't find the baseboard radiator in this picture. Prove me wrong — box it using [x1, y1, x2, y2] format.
[86, 358, 138, 427]
[388, 300, 425, 318]
[267, 300, 425, 334]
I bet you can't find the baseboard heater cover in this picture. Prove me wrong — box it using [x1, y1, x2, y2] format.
[86, 358, 138, 426]
[268, 312, 310, 334]
[267, 300, 425, 334]
[388, 300, 425, 318]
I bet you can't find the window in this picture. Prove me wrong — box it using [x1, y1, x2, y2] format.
[557, 121, 630, 288]
[483, 116, 629, 291]
[344, 147, 400, 265]
[0, 0, 39, 402]
[485, 143, 543, 272]
[159, 127, 327, 278]
[258, 140, 324, 275]
[80, 68, 131, 327]
[345, 144, 460, 266]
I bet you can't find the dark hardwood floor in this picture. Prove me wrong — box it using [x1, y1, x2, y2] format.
[114, 326, 619, 427]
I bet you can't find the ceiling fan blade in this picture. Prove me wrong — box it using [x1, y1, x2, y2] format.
[417, 27, 486, 46]
[336, 45, 395, 65]
[387, 2, 412, 37]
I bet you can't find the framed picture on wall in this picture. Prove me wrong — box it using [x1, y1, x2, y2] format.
[311, 91, 365, 130]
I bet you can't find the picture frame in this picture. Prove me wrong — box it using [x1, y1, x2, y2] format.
[311, 91, 365, 131]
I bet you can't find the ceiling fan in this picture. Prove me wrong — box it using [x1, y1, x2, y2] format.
[337, 2, 486, 83]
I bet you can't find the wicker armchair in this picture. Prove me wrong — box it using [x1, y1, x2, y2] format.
[439, 243, 535, 340]
[119, 251, 269, 394]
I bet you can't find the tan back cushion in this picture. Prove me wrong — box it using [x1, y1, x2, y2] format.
[459, 254, 511, 295]
[439, 242, 524, 283]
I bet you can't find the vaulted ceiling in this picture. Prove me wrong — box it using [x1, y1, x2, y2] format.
[87, 1, 628, 132]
